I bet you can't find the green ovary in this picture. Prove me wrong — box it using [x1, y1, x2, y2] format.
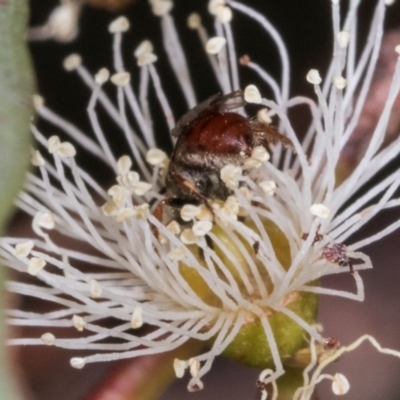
[178, 216, 319, 369]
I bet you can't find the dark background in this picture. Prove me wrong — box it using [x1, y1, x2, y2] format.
[17, 0, 400, 399]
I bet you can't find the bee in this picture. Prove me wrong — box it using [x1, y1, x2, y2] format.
[166, 90, 293, 204]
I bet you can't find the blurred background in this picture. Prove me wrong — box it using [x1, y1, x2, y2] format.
[5, 0, 400, 399]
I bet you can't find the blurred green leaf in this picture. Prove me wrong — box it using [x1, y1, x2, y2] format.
[0, 0, 35, 399]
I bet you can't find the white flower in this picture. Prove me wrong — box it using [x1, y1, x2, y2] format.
[3, 0, 400, 397]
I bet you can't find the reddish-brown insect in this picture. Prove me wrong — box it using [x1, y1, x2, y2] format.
[166, 90, 293, 204]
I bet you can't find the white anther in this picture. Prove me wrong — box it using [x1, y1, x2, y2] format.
[118, 171, 140, 188]
[63, 54, 82, 71]
[34, 211, 55, 230]
[48, 3, 80, 42]
[208, 0, 225, 15]
[90, 279, 102, 298]
[220, 164, 242, 190]
[257, 108, 272, 125]
[95, 68, 110, 85]
[167, 220, 181, 235]
[146, 148, 167, 166]
[117, 155, 133, 176]
[337, 30, 350, 48]
[206, 37, 227, 54]
[108, 16, 130, 33]
[132, 181, 152, 196]
[244, 84, 262, 104]
[137, 53, 158, 67]
[116, 207, 136, 222]
[135, 204, 149, 219]
[70, 357, 86, 369]
[239, 186, 252, 201]
[101, 201, 119, 216]
[174, 359, 187, 378]
[167, 247, 185, 261]
[28, 257, 46, 276]
[197, 204, 213, 221]
[192, 221, 213, 236]
[180, 205, 201, 221]
[259, 180, 277, 196]
[331, 0, 339, 4]
[310, 203, 331, 219]
[58, 142, 76, 157]
[187, 13, 202, 29]
[134, 40, 154, 58]
[31, 150, 45, 167]
[108, 185, 130, 207]
[189, 358, 200, 378]
[131, 306, 143, 329]
[72, 315, 86, 331]
[216, 6, 233, 23]
[395, 44, 400, 56]
[180, 229, 197, 245]
[111, 72, 131, 86]
[307, 69, 322, 85]
[332, 373, 350, 395]
[385, 0, 395, 4]
[33, 94, 44, 110]
[251, 146, 270, 162]
[48, 136, 61, 153]
[15, 240, 34, 258]
[41, 332, 55, 345]
[332, 75, 347, 90]
[223, 195, 240, 216]
[150, 0, 173, 16]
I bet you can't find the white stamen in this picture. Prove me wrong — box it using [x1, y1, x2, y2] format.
[206, 37, 227, 54]
[58, 142, 76, 158]
[259, 180, 277, 196]
[28, 257, 46, 276]
[117, 155, 133, 176]
[132, 182, 152, 196]
[208, 0, 225, 15]
[111, 72, 131, 86]
[90, 280, 102, 298]
[310, 204, 331, 219]
[220, 164, 242, 189]
[167, 247, 185, 261]
[395, 45, 400, 56]
[167, 220, 181, 235]
[137, 53, 158, 67]
[131, 307, 143, 329]
[146, 148, 167, 166]
[32, 94, 44, 110]
[192, 221, 213, 236]
[187, 13, 202, 29]
[33, 211, 55, 230]
[101, 201, 119, 217]
[150, 0, 173, 16]
[63, 54, 82, 71]
[257, 108, 272, 125]
[41, 333, 55, 346]
[180, 229, 197, 245]
[108, 17, 130, 33]
[244, 84, 262, 104]
[174, 359, 186, 378]
[72, 315, 86, 331]
[180, 205, 201, 221]
[337, 30, 350, 48]
[70, 358, 86, 369]
[332, 76, 347, 90]
[95, 68, 110, 85]
[48, 135, 61, 153]
[306, 69, 322, 85]
[216, 6, 233, 23]
[134, 40, 154, 58]
[31, 150, 45, 166]
[116, 208, 136, 222]
[15, 240, 34, 258]
[332, 373, 350, 395]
